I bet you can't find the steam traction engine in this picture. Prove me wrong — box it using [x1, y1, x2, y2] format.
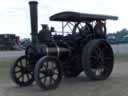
[10, 1, 118, 90]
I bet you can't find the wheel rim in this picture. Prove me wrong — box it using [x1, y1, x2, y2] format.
[89, 43, 113, 77]
[36, 57, 62, 90]
[40, 61, 59, 87]
[11, 56, 34, 86]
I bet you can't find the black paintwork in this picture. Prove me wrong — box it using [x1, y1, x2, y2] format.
[50, 11, 118, 22]
[11, 1, 118, 90]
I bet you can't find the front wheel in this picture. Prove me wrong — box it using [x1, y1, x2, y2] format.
[10, 56, 34, 86]
[82, 40, 114, 80]
[34, 56, 62, 90]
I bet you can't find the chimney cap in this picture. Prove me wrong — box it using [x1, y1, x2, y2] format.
[29, 1, 38, 4]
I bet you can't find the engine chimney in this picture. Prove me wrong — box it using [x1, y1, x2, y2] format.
[29, 1, 38, 45]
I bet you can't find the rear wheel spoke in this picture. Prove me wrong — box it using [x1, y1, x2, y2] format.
[104, 57, 112, 61]
[91, 56, 97, 60]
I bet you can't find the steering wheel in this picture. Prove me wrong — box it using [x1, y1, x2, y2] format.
[72, 22, 93, 37]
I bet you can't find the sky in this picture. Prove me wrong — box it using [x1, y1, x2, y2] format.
[0, 0, 128, 38]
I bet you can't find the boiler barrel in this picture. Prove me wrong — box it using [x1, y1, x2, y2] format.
[40, 43, 71, 58]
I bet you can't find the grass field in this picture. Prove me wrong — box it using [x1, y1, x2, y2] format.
[114, 54, 128, 62]
[0, 54, 127, 80]
[0, 58, 16, 80]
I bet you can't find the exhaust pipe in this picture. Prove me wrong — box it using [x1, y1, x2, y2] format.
[29, 1, 38, 45]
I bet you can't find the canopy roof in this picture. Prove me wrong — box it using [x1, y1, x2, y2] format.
[50, 11, 118, 22]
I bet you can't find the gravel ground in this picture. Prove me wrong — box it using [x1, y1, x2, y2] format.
[0, 51, 24, 59]
[0, 51, 128, 96]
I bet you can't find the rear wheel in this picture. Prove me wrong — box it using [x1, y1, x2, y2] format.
[34, 56, 62, 90]
[82, 40, 114, 80]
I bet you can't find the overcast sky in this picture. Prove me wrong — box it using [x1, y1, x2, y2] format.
[0, 0, 127, 38]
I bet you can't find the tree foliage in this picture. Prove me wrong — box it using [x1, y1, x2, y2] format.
[107, 28, 128, 44]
